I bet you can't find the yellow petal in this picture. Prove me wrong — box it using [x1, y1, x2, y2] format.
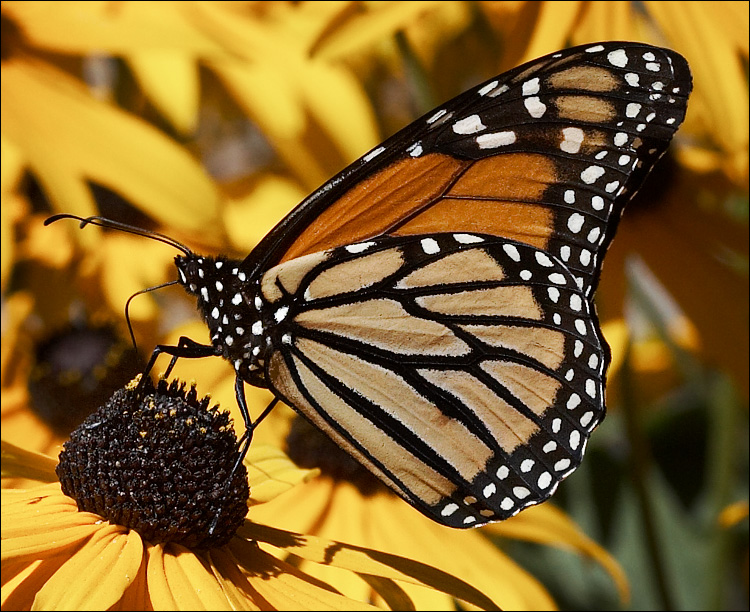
[245, 445, 318, 505]
[311, 1, 444, 60]
[299, 64, 380, 163]
[519, 1, 585, 62]
[0, 57, 221, 239]
[227, 538, 384, 611]
[224, 175, 306, 253]
[3, 1, 226, 56]
[485, 504, 630, 603]
[240, 522, 500, 610]
[127, 51, 200, 135]
[1, 440, 58, 482]
[162, 543, 234, 609]
[645, 2, 749, 158]
[33, 526, 142, 611]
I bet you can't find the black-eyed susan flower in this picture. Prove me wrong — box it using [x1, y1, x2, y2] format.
[2, 378, 500, 611]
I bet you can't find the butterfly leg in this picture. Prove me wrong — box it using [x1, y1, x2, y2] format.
[208, 379, 279, 535]
[136, 336, 221, 394]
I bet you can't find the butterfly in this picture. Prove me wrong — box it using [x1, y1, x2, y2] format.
[49, 42, 692, 528]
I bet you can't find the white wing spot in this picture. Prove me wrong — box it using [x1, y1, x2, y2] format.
[567, 394, 581, 410]
[570, 430, 581, 450]
[538, 472, 553, 489]
[606, 180, 620, 193]
[346, 242, 376, 253]
[521, 459, 535, 473]
[483, 483, 497, 498]
[588, 227, 601, 243]
[441, 503, 459, 517]
[502, 244, 521, 262]
[421, 238, 440, 254]
[564, 189, 575, 204]
[363, 146, 385, 162]
[570, 294, 583, 311]
[626, 102, 642, 118]
[453, 114, 486, 134]
[232, 293, 243, 306]
[561, 126, 585, 154]
[548, 287, 560, 303]
[427, 109, 447, 124]
[535, 252, 554, 267]
[574, 340, 584, 357]
[407, 142, 423, 157]
[586, 378, 597, 398]
[201, 287, 209, 302]
[591, 195, 605, 210]
[520, 270, 532, 281]
[581, 165, 605, 184]
[476, 131, 516, 148]
[568, 212, 585, 233]
[524, 97, 547, 118]
[453, 233, 484, 244]
[522, 77, 540, 96]
[500, 497, 515, 511]
[552, 418, 562, 433]
[614, 132, 628, 147]
[625, 72, 640, 86]
[275, 306, 289, 322]
[580, 248, 592, 266]
[549, 273, 567, 285]
[575, 319, 588, 335]
[478, 80, 499, 96]
[543, 441, 557, 453]
[607, 49, 628, 67]
[586, 44, 605, 53]
[496, 465, 509, 479]
[211, 307, 220, 319]
[513, 487, 531, 500]
[581, 411, 594, 427]
[555, 458, 571, 471]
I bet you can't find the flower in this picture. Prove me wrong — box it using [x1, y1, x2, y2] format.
[2, 378, 500, 610]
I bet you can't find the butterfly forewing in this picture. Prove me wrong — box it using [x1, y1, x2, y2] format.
[250, 43, 691, 300]
[258, 234, 607, 527]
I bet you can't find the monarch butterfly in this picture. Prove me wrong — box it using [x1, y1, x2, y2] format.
[49, 42, 691, 528]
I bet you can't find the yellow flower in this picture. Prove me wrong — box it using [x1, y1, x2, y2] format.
[1, 380, 499, 611]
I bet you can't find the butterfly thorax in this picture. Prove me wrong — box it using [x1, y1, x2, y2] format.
[175, 254, 273, 388]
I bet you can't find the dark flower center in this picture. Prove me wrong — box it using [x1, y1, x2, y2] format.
[29, 323, 143, 436]
[57, 377, 249, 549]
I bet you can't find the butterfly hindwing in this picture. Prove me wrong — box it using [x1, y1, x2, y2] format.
[259, 234, 607, 527]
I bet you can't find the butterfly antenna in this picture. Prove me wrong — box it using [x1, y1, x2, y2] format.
[124, 281, 181, 356]
[44, 214, 194, 257]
